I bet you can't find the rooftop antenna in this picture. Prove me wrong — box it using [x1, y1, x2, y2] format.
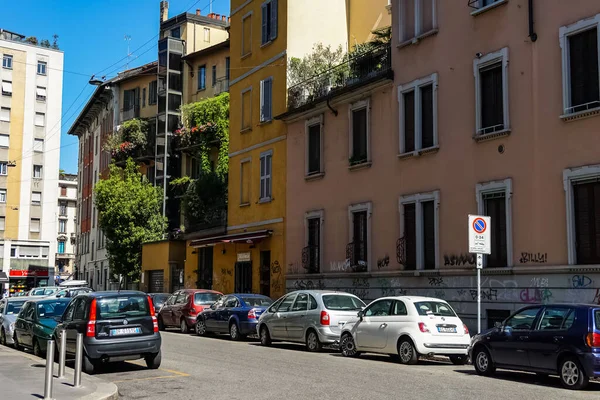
[209, 0, 213, 14]
[124, 35, 132, 69]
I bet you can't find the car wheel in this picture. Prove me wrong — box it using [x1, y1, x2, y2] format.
[473, 347, 496, 376]
[157, 316, 165, 331]
[229, 322, 241, 341]
[397, 339, 418, 365]
[13, 334, 22, 351]
[560, 357, 589, 390]
[82, 354, 96, 375]
[449, 355, 468, 365]
[33, 339, 43, 358]
[145, 350, 162, 369]
[180, 319, 189, 334]
[0, 328, 6, 346]
[259, 326, 271, 346]
[195, 319, 207, 336]
[340, 333, 360, 358]
[306, 330, 322, 352]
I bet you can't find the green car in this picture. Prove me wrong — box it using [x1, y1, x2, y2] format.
[13, 298, 71, 357]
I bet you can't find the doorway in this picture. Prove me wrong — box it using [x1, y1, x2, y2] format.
[170, 263, 184, 292]
[234, 262, 252, 293]
[197, 247, 213, 289]
[260, 251, 271, 297]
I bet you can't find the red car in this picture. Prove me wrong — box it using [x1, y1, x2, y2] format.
[157, 289, 222, 333]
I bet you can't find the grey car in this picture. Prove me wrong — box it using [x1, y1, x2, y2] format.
[0, 297, 28, 346]
[256, 290, 366, 351]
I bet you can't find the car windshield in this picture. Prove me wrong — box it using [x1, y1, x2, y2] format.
[241, 296, 273, 307]
[322, 295, 365, 311]
[36, 301, 69, 319]
[97, 296, 150, 319]
[152, 294, 170, 307]
[194, 293, 221, 305]
[6, 301, 25, 314]
[414, 301, 457, 317]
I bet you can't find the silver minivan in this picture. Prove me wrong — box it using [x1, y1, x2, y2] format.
[256, 290, 366, 351]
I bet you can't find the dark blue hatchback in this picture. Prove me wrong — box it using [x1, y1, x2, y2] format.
[470, 304, 600, 390]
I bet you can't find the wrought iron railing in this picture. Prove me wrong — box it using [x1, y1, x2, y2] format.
[302, 245, 320, 274]
[396, 236, 406, 266]
[287, 44, 392, 111]
[214, 77, 229, 95]
[346, 241, 368, 272]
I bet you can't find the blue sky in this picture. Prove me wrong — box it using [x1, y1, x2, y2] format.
[1, 0, 230, 174]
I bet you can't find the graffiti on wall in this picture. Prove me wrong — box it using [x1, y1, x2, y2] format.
[444, 254, 476, 266]
[469, 288, 498, 301]
[330, 260, 351, 272]
[287, 262, 302, 275]
[519, 252, 548, 264]
[292, 279, 325, 291]
[571, 275, 593, 289]
[520, 288, 553, 304]
[428, 277, 445, 287]
[377, 278, 407, 297]
[377, 255, 390, 270]
[347, 278, 369, 299]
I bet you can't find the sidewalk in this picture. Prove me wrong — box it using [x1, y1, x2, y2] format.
[0, 345, 118, 400]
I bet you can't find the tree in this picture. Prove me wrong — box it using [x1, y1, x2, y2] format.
[52, 34, 59, 50]
[94, 159, 167, 280]
[287, 43, 346, 88]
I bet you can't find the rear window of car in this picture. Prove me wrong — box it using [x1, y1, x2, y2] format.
[152, 294, 170, 307]
[97, 296, 150, 319]
[241, 296, 272, 307]
[322, 295, 365, 311]
[414, 301, 457, 317]
[595, 310, 600, 329]
[194, 293, 221, 305]
[6, 301, 25, 314]
[36, 301, 69, 319]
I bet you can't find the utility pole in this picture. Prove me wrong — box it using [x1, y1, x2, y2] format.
[124, 35, 132, 69]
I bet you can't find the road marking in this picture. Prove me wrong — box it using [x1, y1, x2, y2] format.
[110, 361, 190, 383]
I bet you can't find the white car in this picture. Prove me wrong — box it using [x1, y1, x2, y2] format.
[339, 296, 471, 365]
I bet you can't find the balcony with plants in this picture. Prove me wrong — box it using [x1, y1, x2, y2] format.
[105, 118, 154, 164]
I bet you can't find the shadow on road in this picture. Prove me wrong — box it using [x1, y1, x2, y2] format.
[247, 341, 337, 353]
[455, 369, 600, 391]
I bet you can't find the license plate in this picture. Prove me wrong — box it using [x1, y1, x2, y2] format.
[437, 327, 456, 333]
[110, 327, 141, 336]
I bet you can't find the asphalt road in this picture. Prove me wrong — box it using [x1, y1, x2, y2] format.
[94, 330, 600, 400]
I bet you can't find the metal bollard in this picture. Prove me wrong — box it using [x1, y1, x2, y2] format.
[44, 340, 55, 400]
[58, 329, 67, 378]
[73, 333, 83, 388]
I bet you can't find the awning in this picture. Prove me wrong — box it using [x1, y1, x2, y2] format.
[36, 86, 47, 98]
[190, 230, 272, 248]
[1, 81, 12, 94]
[0, 272, 8, 284]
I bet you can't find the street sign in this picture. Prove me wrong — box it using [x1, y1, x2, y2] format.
[468, 215, 491, 255]
[476, 254, 483, 269]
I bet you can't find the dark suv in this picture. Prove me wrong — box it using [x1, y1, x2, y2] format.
[470, 304, 600, 390]
[54, 291, 161, 374]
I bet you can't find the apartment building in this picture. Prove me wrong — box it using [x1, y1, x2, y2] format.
[281, 0, 600, 329]
[55, 173, 77, 281]
[0, 29, 63, 294]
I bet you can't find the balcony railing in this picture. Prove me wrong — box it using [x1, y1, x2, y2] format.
[121, 105, 140, 122]
[302, 245, 320, 274]
[346, 241, 368, 272]
[287, 44, 392, 111]
[214, 77, 229, 95]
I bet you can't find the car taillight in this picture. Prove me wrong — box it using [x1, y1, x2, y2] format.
[463, 324, 469, 335]
[248, 309, 257, 319]
[418, 322, 429, 333]
[320, 311, 330, 326]
[86, 299, 97, 337]
[586, 332, 600, 348]
[189, 308, 198, 315]
[147, 296, 159, 333]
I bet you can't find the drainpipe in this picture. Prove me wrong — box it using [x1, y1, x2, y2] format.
[528, 0, 537, 42]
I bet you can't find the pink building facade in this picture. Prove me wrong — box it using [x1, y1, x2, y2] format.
[280, 0, 600, 329]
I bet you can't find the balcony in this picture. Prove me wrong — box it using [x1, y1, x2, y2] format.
[287, 44, 392, 112]
[121, 105, 140, 122]
[213, 77, 229, 95]
[302, 245, 320, 274]
[346, 241, 368, 272]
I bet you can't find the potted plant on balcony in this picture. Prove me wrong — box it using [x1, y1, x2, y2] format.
[105, 118, 148, 162]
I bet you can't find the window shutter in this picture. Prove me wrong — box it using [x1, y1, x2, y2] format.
[260, 156, 266, 199]
[270, 0, 278, 41]
[422, 200, 435, 270]
[260, 80, 265, 121]
[134, 87, 140, 107]
[261, 4, 268, 44]
[265, 79, 272, 120]
[308, 124, 321, 174]
[574, 181, 600, 264]
[403, 91, 415, 152]
[480, 63, 503, 130]
[404, 203, 417, 270]
[484, 194, 507, 267]
[421, 84, 434, 148]
[569, 28, 599, 109]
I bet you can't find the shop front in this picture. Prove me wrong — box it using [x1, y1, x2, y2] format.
[9, 268, 51, 295]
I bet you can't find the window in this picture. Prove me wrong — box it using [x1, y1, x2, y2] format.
[225, 57, 230, 81]
[392, 300, 408, 316]
[2, 54, 12, 69]
[60, 186, 66, 196]
[398, 0, 437, 44]
[0, 135, 8, 148]
[260, 77, 273, 122]
[505, 307, 541, 331]
[59, 201, 67, 216]
[240, 158, 251, 205]
[400, 191, 439, 270]
[34, 138, 44, 152]
[349, 100, 369, 165]
[37, 61, 47, 76]
[58, 240, 65, 254]
[34, 112, 45, 127]
[477, 178, 512, 267]
[470, 0, 507, 14]
[570, 179, 600, 264]
[305, 210, 323, 273]
[31, 191, 41, 206]
[33, 165, 42, 178]
[171, 26, 181, 38]
[149, 80, 158, 105]
[204, 27, 210, 42]
[0, 162, 7, 176]
[30, 218, 40, 232]
[241, 87, 252, 131]
[0, 189, 5, 203]
[414, 301, 456, 317]
[36, 86, 47, 102]
[275, 294, 297, 313]
[0, 107, 10, 122]
[0, 217, 4, 231]
[123, 88, 138, 112]
[291, 293, 308, 312]
[560, 15, 600, 116]
[1, 81, 12, 96]
[242, 13, 252, 56]
[398, 73, 438, 154]
[349, 202, 372, 270]
[259, 150, 272, 201]
[142, 87, 146, 107]
[474, 48, 509, 136]
[59, 220, 66, 233]
[306, 116, 323, 176]
[261, 0, 278, 44]
[364, 300, 393, 317]
[212, 65, 217, 87]
[537, 307, 574, 331]
[198, 65, 206, 90]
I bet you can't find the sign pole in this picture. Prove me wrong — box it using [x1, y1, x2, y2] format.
[469, 215, 490, 335]
[477, 253, 482, 334]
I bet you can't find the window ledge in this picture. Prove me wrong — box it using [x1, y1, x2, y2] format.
[241, 52, 252, 60]
[471, 0, 508, 16]
[258, 197, 272, 204]
[260, 40, 275, 49]
[240, 127, 252, 134]
[398, 145, 440, 160]
[240, 202, 251, 208]
[473, 128, 511, 143]
[397, 151, 417, 160]
[259, 119, 273, 126]
[348, 161, 372, 171]
[560, 107, 600, 122]
[305, 172, 325, 181]
[397, 29, 439, 49]
[196, 88, 207, 93]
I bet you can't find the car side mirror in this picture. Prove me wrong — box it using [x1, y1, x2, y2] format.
[357, 310, 364, 320]
[53, 316, 62, 322]
[494, 321, 502, 329]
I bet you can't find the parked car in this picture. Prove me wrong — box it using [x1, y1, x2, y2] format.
[28, 286, 60, 296]
[158, 289, 222, 333]
[59, 280, 89, 288]
[257, 290, 366, 352]
[195, 294, 272, 340]
[13, 298, 71, 357]
[339, 296, 471, 365]
[54, 287, 94, 298]
[469, 304, 600, 390]
[148, 293, 170, 314]
[53, 291, 161, 374]
[0, 297, 28, 346]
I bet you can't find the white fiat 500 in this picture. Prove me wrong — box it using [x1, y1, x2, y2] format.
[339, 296, 471, 365]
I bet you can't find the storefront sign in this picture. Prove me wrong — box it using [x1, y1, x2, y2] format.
[237, 252, 251, 262]
[9, 270, 49, 277]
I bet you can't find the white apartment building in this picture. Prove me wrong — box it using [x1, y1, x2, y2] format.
[55, 173, 77, 281]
